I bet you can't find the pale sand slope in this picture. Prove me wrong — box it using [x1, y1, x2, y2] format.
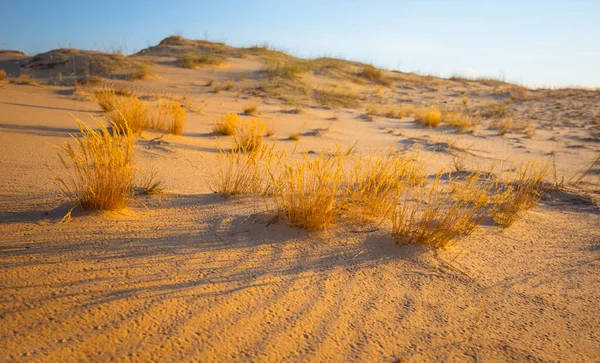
[1, 51, 600, 362]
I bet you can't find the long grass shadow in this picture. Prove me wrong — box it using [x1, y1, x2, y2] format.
[0, 101, 97, 113]
[0, 123, 80, 137]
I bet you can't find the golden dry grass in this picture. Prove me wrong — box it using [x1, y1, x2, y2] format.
[177, 53, 224, 68]
[392, 173, 491, 248]
[415, 106, 442, 127]
[50, 117, 135, 211]
[235, 119, 267, 152]
[357, 65, 392, 86]
[207, 142, 281, 198]
[0, 70, 6, 81]
[491, 162, 549, 227]
[213, 112, 239, 136]
[93, 90, 186, 135]
[345, 149, 424, 224]
[268, 151, 347, 231]
[442, 109, 478, 131]
[243, 103, 259, 115]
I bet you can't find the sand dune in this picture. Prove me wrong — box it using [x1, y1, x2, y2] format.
[1, 37, 599, 361]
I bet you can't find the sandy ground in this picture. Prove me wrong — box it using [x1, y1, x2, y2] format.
[1, 42, 600, 362]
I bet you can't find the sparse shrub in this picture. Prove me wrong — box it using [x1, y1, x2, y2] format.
[16, 74, 35, 85]
[481, 101, 511, 119]
[235, 119, 266, 152]
[51, 117, 135, 210]
[357, 65, 392, 86]
[135, 170, 164, 195]
[213, 113, 239, 136]
[160, 101, 186, 135]
[265, 123, 276, 137]
[415, 106, 442, 127]
[177, 53, 224, 68]
[205, 79, 214, 87]
[397, 104, 415, 118]
[0, 70, 6, 81]
[268, 151, 347, 231]
[288, 133, 300, 141]
[243, 102, 258, 115]
[207, 142, 281, 198]
[98, 92, 186, 135]
[490, 117, 529, 135]
[392, 173, 491, 248]
[313, 88, 361, 109]
[129, 63, 153, 80]
[345, 150, 424, 224]
[491, 162, 549, 227]
[225, 81, 233, 91]
[442, 110, 478, 131]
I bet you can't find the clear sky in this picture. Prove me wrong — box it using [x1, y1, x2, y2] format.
[2, 0, 599, 87]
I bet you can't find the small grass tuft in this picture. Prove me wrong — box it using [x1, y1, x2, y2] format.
[243, 102, 259, 115]
[415, 106, 442, 127]
[213, 113, 240, 136]
[235, 119, 267, 152]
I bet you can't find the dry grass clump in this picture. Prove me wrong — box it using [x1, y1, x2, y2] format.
[392, 173, 491, 248]
[491, 162, 549, 227]
[51, 117, 135, 210]
[0, 70, 6, 81]
[135, 169, 164, 195]
[207, 142, 281, 198]
[480, 101, 511, 119]
[243, 102, 259, 115]
[10, 74, 36, 85]
[415, 106, 442, 127]
[157, 101, 186, 135]
[129, 63, 154, 80]
[264, 60, 310, 79]
[357, 65, 392, 86]
[235, 119, 267, 152]
[288, 133, 301, 141]
[442, 110, 478, 131]
[213, 112, 239, 136]
[345, 150, 424, 224]
[490, 117, 531, 136]
[94, 90, 186, 135]
[177, 53, 224, 68]
[313, 88, 361, 109]
[269, 151, 347, 231]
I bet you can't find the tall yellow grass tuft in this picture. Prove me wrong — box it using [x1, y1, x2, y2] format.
[51, 117, 135, 210]
[392, 172, 491, 249]
[213, 112, 239, 136]
[93, 88, 186, 135]
[207, 142, 282, 198]
[442, 109, 478, 131]
[415, 106, 442, 127]
[268, 151, 347, 231]
[235, 119, 267, 152]
[491, 162, 549, 227]
[345, 149, 424, 224]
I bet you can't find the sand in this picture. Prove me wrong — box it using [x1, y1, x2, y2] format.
[1, 38, 599, 362]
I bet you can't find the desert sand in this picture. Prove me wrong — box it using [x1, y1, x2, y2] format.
[1, 36, 599, 362]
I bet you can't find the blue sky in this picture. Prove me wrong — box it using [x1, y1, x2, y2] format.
[2, 0, 598, 87]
